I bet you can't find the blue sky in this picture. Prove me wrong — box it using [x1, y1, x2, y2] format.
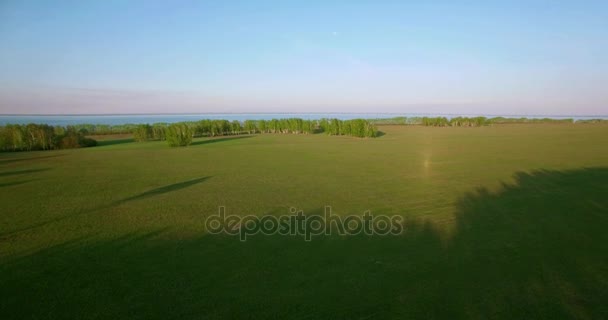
[0, 0, 607, 115]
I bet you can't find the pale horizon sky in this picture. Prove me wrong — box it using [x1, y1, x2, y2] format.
[1, 0, 607, 115]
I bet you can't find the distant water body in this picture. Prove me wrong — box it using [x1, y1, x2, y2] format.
[0, 113, 606, 126]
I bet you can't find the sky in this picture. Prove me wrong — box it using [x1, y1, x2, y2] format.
[0, 0, 607, 115]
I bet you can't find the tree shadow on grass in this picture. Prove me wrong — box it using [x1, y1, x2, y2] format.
[0, 177, 212, 239]
[96, 138, 135, 147]
[0, 154, 64, 165]
[0, 180, 36, 188]
[1, 168, 607, 319]
[0, 168, 49, 177]
[190, 135, 255, 146]
[119, 177, 212, 203]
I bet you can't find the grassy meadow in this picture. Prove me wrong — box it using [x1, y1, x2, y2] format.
[1, 124, 608, 319]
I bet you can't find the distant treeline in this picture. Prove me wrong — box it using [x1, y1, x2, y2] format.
[570, 119, 608, 124]
[23, 116, 598, 139]
[0, 124, 97, 152]
[1, 118, 377, 151]
[368, 116, 492, 126]
[73, 118, 377, 138]
[367, 116, 599, 126]
[134, 118, 378, 146]
[488, 117, 574, 124]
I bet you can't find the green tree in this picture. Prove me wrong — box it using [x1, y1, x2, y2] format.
[133, 124, 153, 142]
[328, 119, 341, 135]
[257, 120, 267, 133]
[152, 124, 167, 140]
[231, 120, 242, 135]
[166, 123, 193, 147]
[365, 122, 377, 137]
[244, 120, 256, 134]
[269, 119, 279, 133]
[302, 120, 314, 134]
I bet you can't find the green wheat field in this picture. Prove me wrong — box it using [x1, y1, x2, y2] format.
[1, 123, 607, 319]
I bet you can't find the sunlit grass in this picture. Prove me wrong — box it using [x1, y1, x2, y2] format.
[1, 124, 607, 318]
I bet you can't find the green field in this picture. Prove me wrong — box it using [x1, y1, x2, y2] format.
[1, 124, 608, 319]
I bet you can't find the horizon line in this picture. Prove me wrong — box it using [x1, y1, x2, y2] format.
[1, 113, 607, 119]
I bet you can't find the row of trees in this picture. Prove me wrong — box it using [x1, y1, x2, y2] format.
[166, 123, 194, 147]
[194, 118, 318, 136]
[370, 116, 582, 126]
[488, 117, 574, 124]
[419, 116, 492, 127]
[69, 123, 139, 135]
[130, 118, 377, 147]
[1, 118, 378, 151]
[370, 116, 487, 126]
[72, 118, 380, 138]
[56, 116, 594, 137]
[421, 116, 491, 127]
[191, 118, 376, 138]
[0, 124, 97, 152]
[576, 119, 608, 124]
[319, 118, 377, 137]
[132, 124, 167, 142]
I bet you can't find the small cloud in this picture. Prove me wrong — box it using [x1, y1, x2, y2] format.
[332, 31, 339, 36]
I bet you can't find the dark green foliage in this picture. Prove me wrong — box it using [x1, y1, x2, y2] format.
[318, 118, 330, 132]
[241, 118, 319, 135]
[322, 118, 377, 138]
[57, 126, 98, 149]
[166, 123, 194, 147]
[243, 120, 257, 134]
[302, 120, 315, 134]
[448, 116, 490, 127]
[256, 120, 268, 133]
[70, 123, 139, 135]
[152, 124, 167, 140]
[422, 116, 450, 126]
[194, 120, 233, 137]
[79, 137, 98, 148]
[133, 124, 153, 142]
[231, 120, 242, 135]
[365, 122, 376, 137]
[0, 123, 96, 152]
[268, 119, 278, 133]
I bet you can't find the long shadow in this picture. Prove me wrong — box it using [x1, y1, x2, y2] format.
[0, 168, 49, 177]
[0, 180, 35, 188]
[96, 138, 135, 147]
[0, 154, 64, 165]
[119, 177, 211, 203]
[190, 135, 255, 146]
[1, 168, 607, 319]
[0, 177, 212, 239]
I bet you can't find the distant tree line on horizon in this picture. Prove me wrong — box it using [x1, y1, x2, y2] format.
[575, 119, 608, 124]
[367, 116, 595, 126]
[2, 116, 605, 152]
[111, 118, 378, 140]
[12, 116, 599, 139]
[133, 118, 378, 146]
[0, 118, 378, 151]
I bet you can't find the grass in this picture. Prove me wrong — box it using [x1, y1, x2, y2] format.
[1, 124, 607, 319]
